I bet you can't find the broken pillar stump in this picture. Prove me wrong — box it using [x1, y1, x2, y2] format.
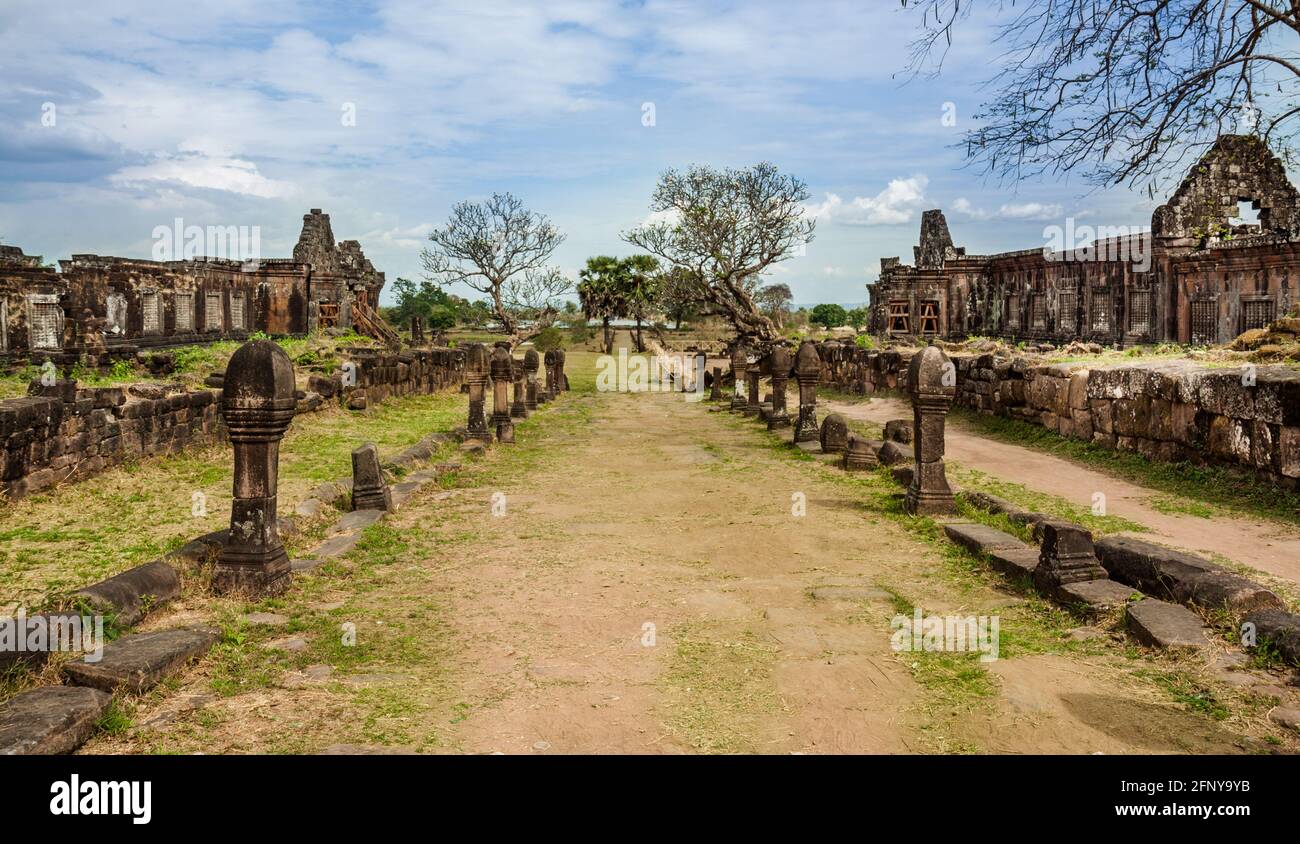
[351, 442, 392, 511]
[793, 340, 821, 444]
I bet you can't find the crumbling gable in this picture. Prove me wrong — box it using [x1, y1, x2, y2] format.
[1152, 134, 1300, 243]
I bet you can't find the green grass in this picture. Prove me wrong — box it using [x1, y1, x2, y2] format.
[952, 467, 1146, 536]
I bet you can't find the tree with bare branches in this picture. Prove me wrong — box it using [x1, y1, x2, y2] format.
[902, 0, 1300, 190]
[420, 192, 571, 347]
[623, 162, 815, 348]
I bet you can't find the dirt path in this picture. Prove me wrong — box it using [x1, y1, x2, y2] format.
[96, 377, 1271, 756]
[824, 395, 1300, 585]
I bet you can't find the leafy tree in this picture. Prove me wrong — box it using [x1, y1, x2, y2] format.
[810, 303, 848, 329]
[623, 254, 660, 352]
[655, 264, 704, 329]
[623, 162, 815, 347]
[755, 283, 794, 328]
[902, 0, 1300, 189]
[420, 192, 571, 347]
[846, 307, 870, 330]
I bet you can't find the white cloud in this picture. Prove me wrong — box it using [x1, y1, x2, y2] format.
[110, 152, 293, 199]
[951, 197, 1063, 221]
[806, 175, 928, 225]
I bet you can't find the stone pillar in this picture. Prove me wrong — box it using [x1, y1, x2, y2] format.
[543, 349, 557, 400]
[214, 339, 296, 597]
[464, 343, 490, 443]
[904, 345, 956, 516]
[710, 366, 723, 402]
[1033, 522, 1109, 599]
[766, 346, 791, 429]
[351, 442, 392, 511]
[793, 340, 821, 444]
[510, 357, 527, 418]
[490, 342, 515, 443]
[744, 366, 761, 416]
[729, 342, 749, 411]
[524, 349, 540, 409]
[555, 349, 569, 391]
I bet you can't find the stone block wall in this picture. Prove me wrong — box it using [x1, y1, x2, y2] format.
[815, 342, 1300, 488]
[1, 347, 467, 500]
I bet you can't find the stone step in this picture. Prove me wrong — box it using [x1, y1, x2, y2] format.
[943, 523, 1028, 556]
[987, 547, 1041, 579]
[63, 626, 219, 694]
[1057, 578, 1140, 610]
[0, 685, 112, 755]
[1125, 599, 1211, 650]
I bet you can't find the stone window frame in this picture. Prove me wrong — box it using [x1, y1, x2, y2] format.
[887, 300, 910, 334]
[205, 291, 224, 332]
[1030, 293, 1047, 329]
[230, 290, 247, 331]
[1090, 290, 1112, 333]
[1241, 295, 1276, 332]
[26, 292, 63, 350]
[917, 300, 940, 335]
[1058, 291, 1078, 334]
[174, 291, 195, 332]
[140, 287, 162, 335]
[1190, 298, 1217, 345]
[1127, 288, 1152, 336]
[1006, 294, 1021, 329]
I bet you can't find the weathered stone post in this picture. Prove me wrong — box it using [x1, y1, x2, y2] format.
[820, 412, 849, 453]
[351, 442, 392, 511]
[767, 346, 791, 429]
[710, 366, 723, 402]
[214, 339, 296, 597]
[729, 341, 749, 411]
[510, 357, 527, 418]
[490, 342, 515, 443]
[524, 349, 540, 410]
[793, 340, 821, 445]
[904, 345, 957, 516]
[555, 348, 569, 391]
[1033, 522, 1109, 600]
[464, 343, 490, 443]
[543, 349, 557, 400]
[744, 362, 762, 416]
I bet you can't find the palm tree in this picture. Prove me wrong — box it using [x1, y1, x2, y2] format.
[622, 255, 660, 352]
[577, 255, 626, 354]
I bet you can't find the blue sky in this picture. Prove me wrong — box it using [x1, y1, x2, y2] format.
[0, 0, 1190, 306]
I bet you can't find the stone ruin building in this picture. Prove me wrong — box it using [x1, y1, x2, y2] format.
[0, 209, 392, 366]
[868, 135, 1300, 347]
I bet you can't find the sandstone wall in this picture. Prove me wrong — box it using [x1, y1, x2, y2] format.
[815, 342, 1300, 488]
[1, 347, 465, 500]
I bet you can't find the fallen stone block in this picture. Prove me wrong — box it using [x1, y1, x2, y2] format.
[943, 523, 1028, 556]
[331, 509, 384, 534]
[0, 685, 112, 755]
[1171, 571, 1284, 615]
[164, 530, 225, 569]
[312, 533, 362, 559]
[1094, 535, 1281, 615]
[1240, 608, 1300, 665]
[891, 465, 913, 487]
[1125, 599, 1210, 650]
[884, 419, 912, 444]
[63, 626, 219, 694]
[70, 560, 181, 628]
[877, 440, 907, 466]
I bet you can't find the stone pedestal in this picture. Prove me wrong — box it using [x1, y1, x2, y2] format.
[842, 434, 880, 471]
[904, 345, 956, 516]
[710, 366, 722, 402]
[524, 349, 540, 410]
[214, 340, 296, 597]
[1033, 522, 1110, 599]
[464, 343, 490, 442]
[510, 358, 527, 418]
[793, 340, 821, 444]
[351, 442, 392, 511]
[490, 342, 514, 444]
